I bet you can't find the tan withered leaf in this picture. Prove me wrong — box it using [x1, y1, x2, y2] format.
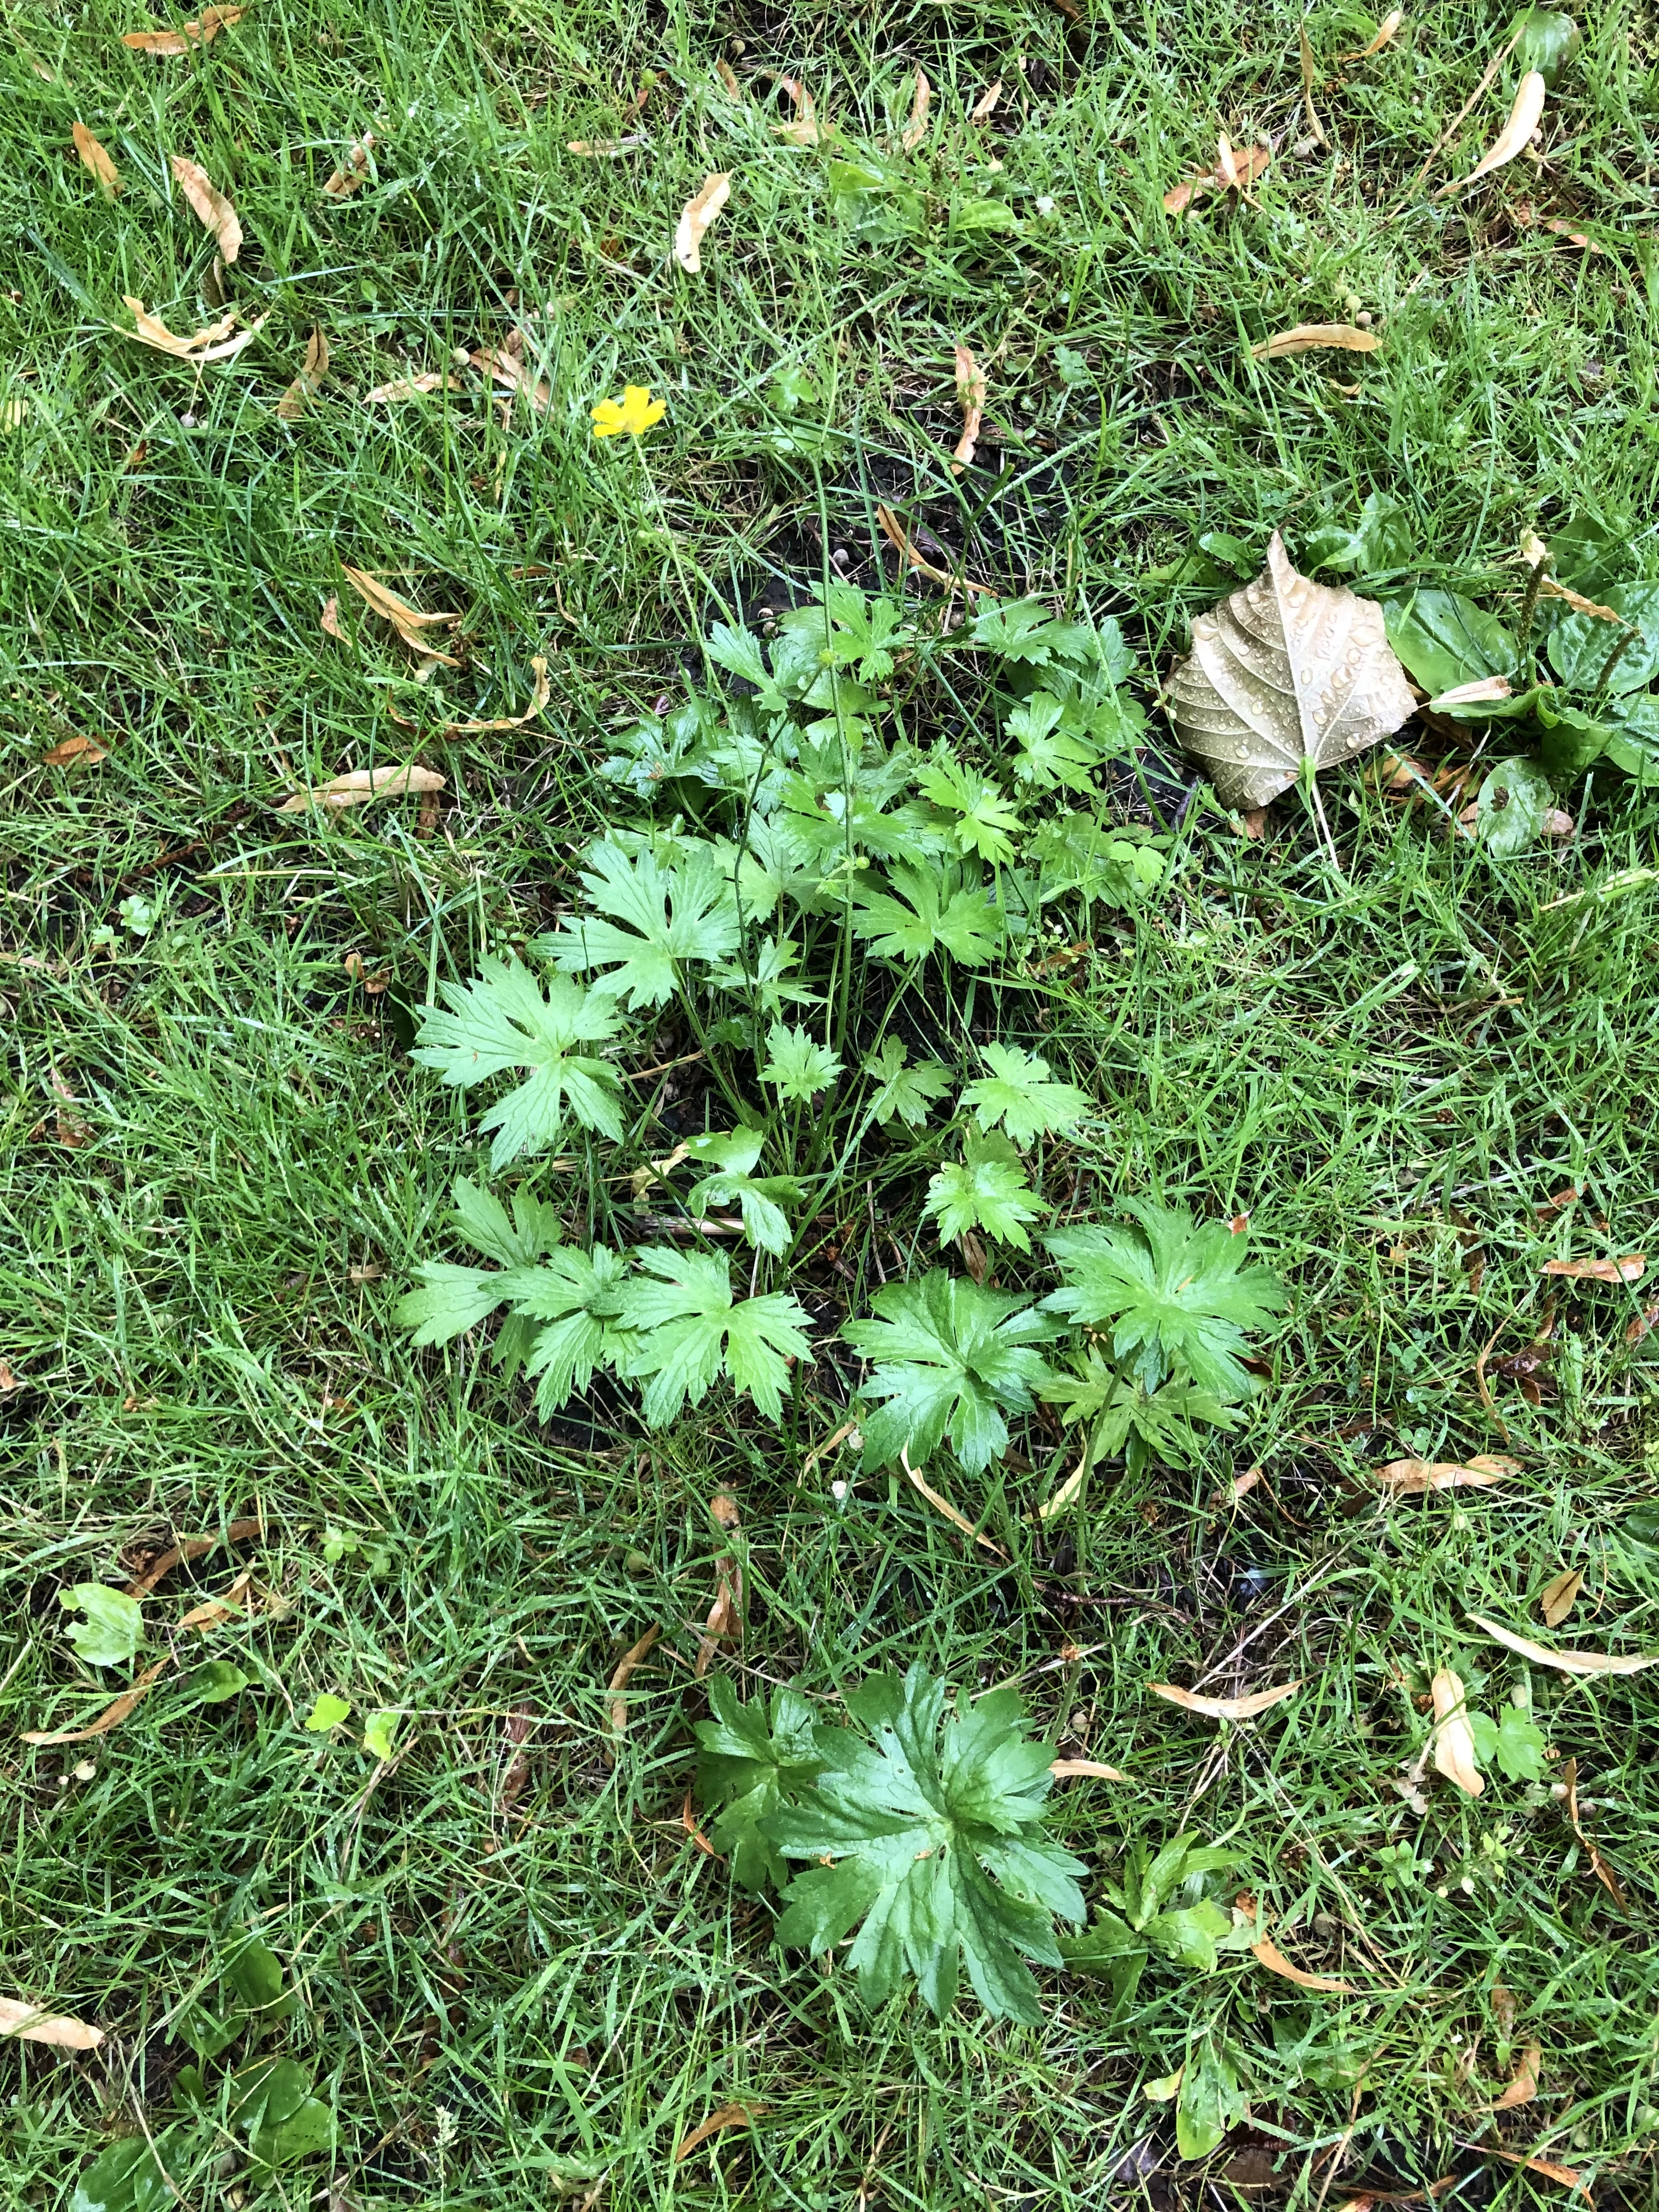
[363, 372, 454, 403]
[178, 1566, 252, 1630]
[323, 133, 375, 196]
[901, 68, 932, 152]
[1252, 323, 1381, 360]
[1430, 1667, 1484, 1797]
[43, 735, 109, 765]
[122, 5, 246, 52]
[715, 58, 742, 99]
[320, 594, 341, 639]
[471, 347, 549, 414]
[1542, 1252, 1645, 1282]
[0, 1998, 105, 2050]
[1492, 2041, 1542, 2112]
[772, 75, 828, 145]
[971, 80, 1002, 122]
[1169, 533, 1417, 809]
[123, 1516, 263, 1600]
[1251, 1934, 1354, 1994]
[1431, 674, 1513, 708]
[1438, 70, 1547, 198]
[566, 135, 648, 157]
[0, 1359, 21, 1392]
[1049, 1757, 1127, 1780]
[170, 154, 241, 261]
[1483, 2149, 1589, 2197]
[341, 564, 460, 661]
[951, 344, 986, 473]
[1148, 1680, 1301, 1722]
[1470, 1613, 1658, 1677]
[606, 1624, 661, 1746]
[695, 1554, 742, 1679]
[1561, 1755, 1626, 1909]
[22, 1657, 173, 1745]
[1299, 28, 1329, 149]
[439, 656, 550, 735]
[1336, 9, 1403, 64]
[122, 296, 267, 363]
[72, 122, 120, 198]
[276, 328, 330, 420]
[876, 502, 994, 597]
[1539, 1566, 1584, 1627]
[1378, 1454, 1519, 1494]
[675, 172, 731, 273]
[676, 2104, 765, 2163]
[277, 764, 445, 813]
[1164, 141, 1270, 214]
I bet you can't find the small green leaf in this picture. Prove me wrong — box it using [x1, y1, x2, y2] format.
[850, 857, 1006, 967]
[865, 1038, 953, 1128]
[1510, 4, 1579, 85]
[1144, 1899, 1231, 1974]
[761, 1021, 843, 1102]
[1548, 584, 1659, 695]
[59, 1585, 142, 1669]
[1468, 1706, 1549, 1782]
[1176, 2039, 1245, 2160]
[916, 753, 1022, 866]
[70, 2138, 174, 2212]
[962, 1043, 1090, 1145]
[617, 1247, 811, 1425]
[363, 1709, 399, 1760]
[224, 1937, 289, 2017]
[694, 1675, 828, 1890]
[923, 1136, 1045, 1252]
[304, 1693, 352, 1733]
[184, 1661, 249, 1706]
[1472, 757, 1554, 856]
[541, 839, 742, 1009]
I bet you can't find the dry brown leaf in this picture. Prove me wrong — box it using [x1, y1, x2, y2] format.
[363, 372, 454, 403]
[1377, 1455, 1519, 1494]
[1148, 1680, 1301, 1722]
[471, 346, 550, 414]
[606, 1624, 661, 1742]
[320, 594, 341, 639]
[1626, 1300, 1659, 1346]
[1542, 1252, 1645, 1283]
[566, 135, 648, 156]
[72, 122, 121, 198]
[1483, 2149, 1588, 2196]
[951, 343, 986, 473]
[439, 656, 550, 735]
[901, 69, 932, 153]
[1543, 216, 1599, 251]
[1252, 323, 1381, 360]
[1336, 9, 1403, 64]
[710, 1490, 741, 1531]
[122, 5, 246, 52]
[22, 1657, 172, 1745]
[1049, 1758, 1127, 1780]
[772, 75, 828, 145]
[676, 2104, 765, 2163]
[1469, 1613, 1658, 1678]
[675, 172, 731, 273]
[1491, 1981, 1517, 2039]
[1438, 69, 1547, 198]
[1169, 532, 1417, 811]
[1431, 674, 1513, 708]
[123, 1514, 264, 1600]
[169, 154, 241, 261]
[1164, 141, 1271, 214]
[1539, 1566, 1584, 1628]
[276, 327, 330, 420]
[0, 1999, 105, 2051]
[1299, 27, 1329, 149]
[1250, 1934, 1354, 1994]
[682, 1786, 723, 1860]
[1560, 1755, 1626, 1909]
[323, 133, 375, 196]
[499, 1701, 539, 1814]
[1492, 2041, 1542, 2112]
[900, 1447, 1007, 1558]
[694, 1559, 741, 1680]
[341, 563, 460, 661]
[1430, 1667, 1484, 1797]
[52, 1071, 89, 1149]
[43, 735, 109, 766]
[178, 1566, 252, 1630]
[716, 58, 742, 99]
[876, 502, 994, 597]
[122, 295, 267, 363]
[0, 1361, 20, 1392]
[278, 764, 446, 814]
[971, 80, 1002, 122]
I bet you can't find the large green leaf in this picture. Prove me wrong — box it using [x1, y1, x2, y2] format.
[616, 1248, 810, 1424]
[1383, 590, 1515, 697]
[961, 1043, 1090, 1146]
[1548, 584, 1659, 695]
[850, 857, 1005, 967]
[1471, 757, 1554, 856]
[70, 2139, 174, 2212]
[843, 1271, 1058, 1473]
[770, 1665, 1086, 2022]
[541, 840, 741, 1008]
[411, 957, 625, 1168]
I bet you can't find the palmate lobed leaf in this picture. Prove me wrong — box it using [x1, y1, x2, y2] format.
[850, 856, 1005, 967]
[843, 1270, 1058, 1472]
[617, 1246, 811, 1424]
[864, 1037, 953, 1128]
[694, 1675, 828, 1889]
[411, 957, 625, 1169]
[770, 1664, 1086, 2022]
[540, 839, 741, 1008]
[1043, 1200, 1285, 1398]
[923, 1138, 1043, 1252]
[962, 1043, 1090, 1146]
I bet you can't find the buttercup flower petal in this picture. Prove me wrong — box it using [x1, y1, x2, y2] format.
[591, 384, 666, 439]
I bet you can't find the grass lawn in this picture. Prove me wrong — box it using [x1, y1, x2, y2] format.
[5, 0, 1659, 2207]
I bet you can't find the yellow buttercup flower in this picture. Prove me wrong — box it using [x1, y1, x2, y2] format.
[591, 384, 666, 438]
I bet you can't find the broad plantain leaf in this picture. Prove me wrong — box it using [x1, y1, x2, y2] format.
[770, 1664, 1086, 2021]
[411, 957, 624, 1169]
[1043, 1201, 1285, 1400]
[1471, 757, 1553, 856]
[843, 1271, 1058, 1472]
[1548, 583, 1659, 695]
[694, 1675, 828, 1889]
[1382, 589, 1516, 699]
